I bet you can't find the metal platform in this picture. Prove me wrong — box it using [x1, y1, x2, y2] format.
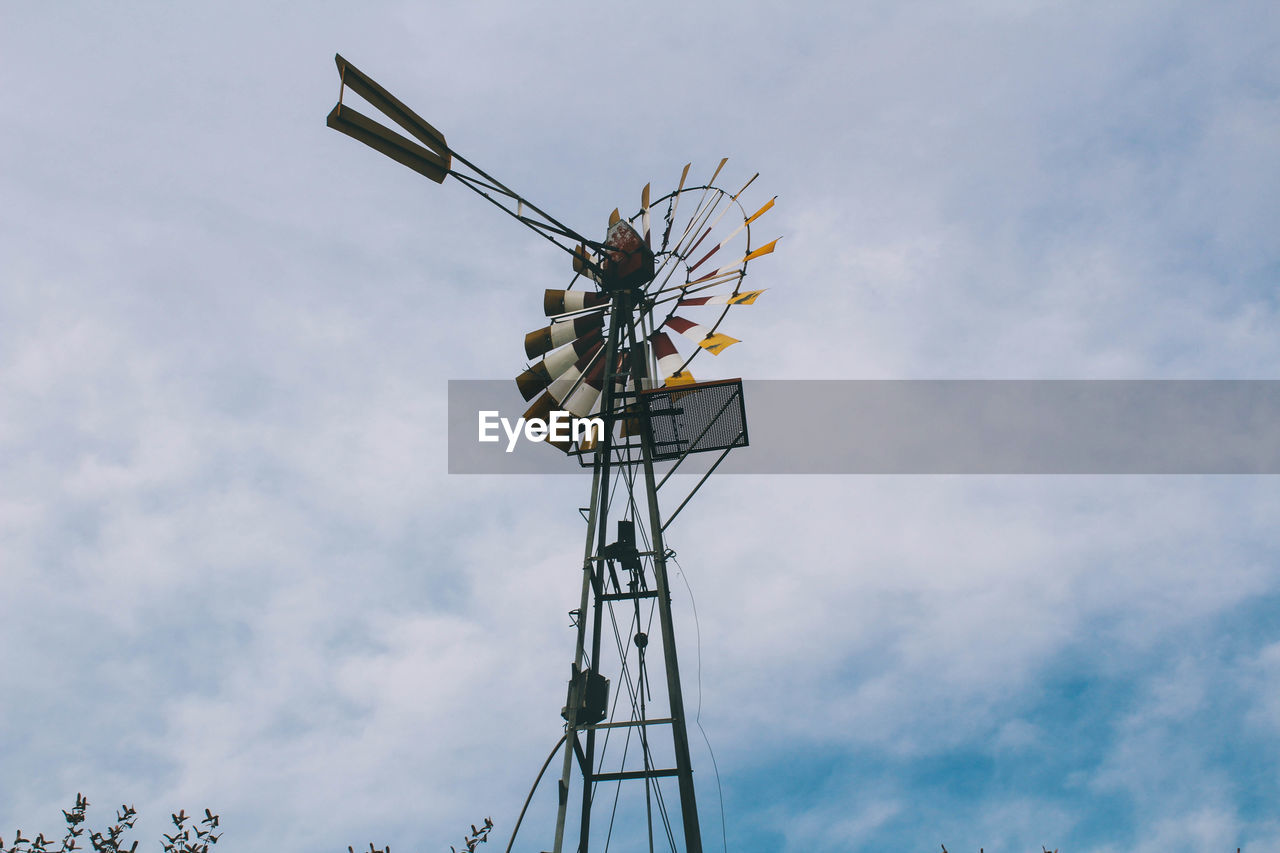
[640, 378, 749, 462]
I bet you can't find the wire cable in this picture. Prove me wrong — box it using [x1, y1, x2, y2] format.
[671, 553, 729, 853]
[503, 733, 568, 853]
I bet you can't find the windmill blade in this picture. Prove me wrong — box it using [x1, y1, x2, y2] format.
[662, 158, 729, 262]
[647, 269, 744, 307]
[544, 289, 610, 316]
[327, 54, 451, 184]
[573, 244, 602, 281]
[650, 331, 696, 384]
[745, 195, 776, 226]
[683, 227, 714, 262]
[707, 156, 729, 187]
[577, 353, 626, 450]
[744, 237, 780, 261]
[667, 179, 724, 259]
[680, 174, 762, 267]
[687, 197, 776, 274]
[677, 289, 766, 307]
[546, 340, 605, 404]
[677, 168, 756, 263]
[522, 391, 558, 430]
[520, 391, 575, 453]
[521, 359, 604, 453]
[690, 238, 779, 284]
[649, 199, 723, 294]
[564, 355, 607, 418]
[515, 328, 604, 400]
[641, 183, 652, 247]
[649, 164, 757, 293]
[524, 312, 605, 359]
[664, 316, 739, 355]
[648, 158, 739, 298]
[516, 359, 555, 402]
[659, 163, 692, 252]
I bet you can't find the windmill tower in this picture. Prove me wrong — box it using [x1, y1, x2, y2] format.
[326, 55, 777, 853]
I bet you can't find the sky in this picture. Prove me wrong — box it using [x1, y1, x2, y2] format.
[2, 1, 1279, 851]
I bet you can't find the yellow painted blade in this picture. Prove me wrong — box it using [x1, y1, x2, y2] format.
[698, 333, 739, 355]
[744, 238, 780, 262]
[745, 197, 776, 226]
[728, 289, 766, 305]
[608, 208, 621, 227]
[665, 371, 697, 386]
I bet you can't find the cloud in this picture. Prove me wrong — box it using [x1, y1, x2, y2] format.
[2, 2, 1278, 852]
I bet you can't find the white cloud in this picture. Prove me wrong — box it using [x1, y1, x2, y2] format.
[2, 2, 1278, 852]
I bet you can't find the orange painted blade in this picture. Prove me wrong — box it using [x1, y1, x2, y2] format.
[746, 197, 776, 225]
[744, 238, 780, 262]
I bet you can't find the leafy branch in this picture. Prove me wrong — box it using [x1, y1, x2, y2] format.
[349, 816, 493, 853]
[2, 795, 220, 853]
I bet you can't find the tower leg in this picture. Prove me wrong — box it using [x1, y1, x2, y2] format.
[551, 290, 703, 853]
[630, 320, 702, 853]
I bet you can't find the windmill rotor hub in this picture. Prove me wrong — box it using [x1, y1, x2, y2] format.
[598, 219, 655, 292]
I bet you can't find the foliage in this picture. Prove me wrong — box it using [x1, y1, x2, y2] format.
[940, 847, 1058, 852]
[8, 796, 490, 853]
[1, 795, 220, 853]
[350, 816, 493, 853]
[449, 818, 492, 853]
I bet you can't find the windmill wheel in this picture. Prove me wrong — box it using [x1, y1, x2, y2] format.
[515, 158, 778, 444]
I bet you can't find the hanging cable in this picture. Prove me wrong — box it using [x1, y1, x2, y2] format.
[503, 733, 568, 853]
[671, 553, 729, 853]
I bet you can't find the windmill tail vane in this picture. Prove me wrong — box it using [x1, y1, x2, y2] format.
[327, 54, 780, 853]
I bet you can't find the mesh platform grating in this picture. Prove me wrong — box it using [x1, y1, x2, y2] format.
[639, 378, 749, 462]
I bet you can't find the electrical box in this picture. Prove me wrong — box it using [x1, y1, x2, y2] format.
[562, 664, 610, 726]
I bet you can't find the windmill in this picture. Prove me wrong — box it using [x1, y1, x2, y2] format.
[327, 55, 778, 853]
